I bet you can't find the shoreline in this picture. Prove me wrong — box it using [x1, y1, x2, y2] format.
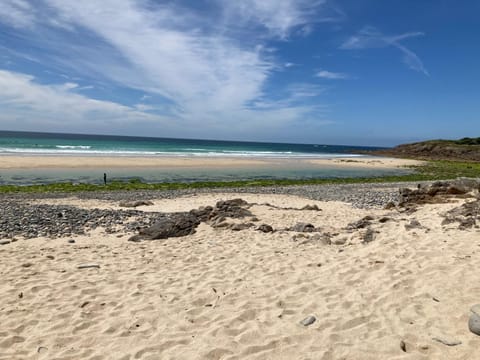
[0, 155, 423, 170]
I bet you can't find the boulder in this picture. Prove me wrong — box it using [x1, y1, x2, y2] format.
[129, 213, 200, 241]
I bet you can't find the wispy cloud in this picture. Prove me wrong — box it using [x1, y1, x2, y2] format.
[316, 70, 349, 79]
[219, 0, 337, 39]
[0, 69, 167, 132]
[341, 27, 428, 75]
[0, 0, 35, 28]
[0, 0, 338, 141]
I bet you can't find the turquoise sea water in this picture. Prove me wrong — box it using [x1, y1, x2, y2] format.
[0, 130, 381, 158]
[0, 131, 406, 185]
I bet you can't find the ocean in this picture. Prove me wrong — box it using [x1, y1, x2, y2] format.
[0, 131, 404, 185]
[0, 130, 381, 158]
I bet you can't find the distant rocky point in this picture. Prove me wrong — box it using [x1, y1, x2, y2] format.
[372, 137, 480, 162]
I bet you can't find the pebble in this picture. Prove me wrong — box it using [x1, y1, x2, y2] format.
[468, 305, 480, 336]
[0, 239, 11, 245]
[300, 315, 316, 326]
[77, 263, 100, 269]
[68, 239, 76, 244]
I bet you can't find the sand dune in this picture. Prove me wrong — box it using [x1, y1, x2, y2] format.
[1, 193, 479, 359]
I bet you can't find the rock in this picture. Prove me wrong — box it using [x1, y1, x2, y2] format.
[405, 219, 423, 230]
[77, 263, 100, 269]
[46, 255, 55, 260]
[119, 200, 154, 208]
[399, 179, 480, 207]
[289, 222, 317, 232]
[208, 199, 252, 222]
[442, 200, 480, 229]
[129, 213, 201, 241]
[68, 239, 75, 244]
[379, 217, 391, 223]
[21, 263, 33, 268]
[468, 305, 480, 336]
[347, 216, 373, 230]
[230, 223, 253, 231]
[309, 233, 332, 245]
[257, 224, 274, 233]
[362, 228, 376, 243]
[300, 315, 316, 326]
[384, 202, 396, 210]
[0, 239, 11, 245]
[332, 236, 347, 245]
[301, 204, 321, 211]
[432, 337, 462, 346]
[400, 340, 407, 352]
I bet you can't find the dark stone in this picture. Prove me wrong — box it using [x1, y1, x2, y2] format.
[442, 199, 480, 229]
[300, 316, 316, 326]
[301, 204, 321, 211]
[384, 202, 396, 210]
[362, 228, 376, 243]
[208, 199, 252, 222]
[399, 179, 480, 207]
[347, 216, 373, 230]
[289, 222, 317, 232]
[257, 224, 274, 233]
[119, 200, 154, 208]
[129, 213, 201, 241]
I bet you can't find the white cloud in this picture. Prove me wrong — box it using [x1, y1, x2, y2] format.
[316, 70, 349, 79]
[220, 0, 330, 39]
[0, 70, 167, 131]
[0, 0, 335, 141]
[0, 0, 35, 28]
[341, 27, 428, 75]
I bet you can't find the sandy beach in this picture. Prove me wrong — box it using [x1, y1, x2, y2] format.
[1, 181, 479, 359]
[0, 155, 422, 170]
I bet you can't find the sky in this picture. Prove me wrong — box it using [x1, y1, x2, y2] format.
[0, 0, 479, 146]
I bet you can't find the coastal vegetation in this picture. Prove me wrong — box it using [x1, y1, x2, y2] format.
[0, 160, 479, 193]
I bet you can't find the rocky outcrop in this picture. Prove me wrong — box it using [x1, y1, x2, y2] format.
[128, 213, 201, 241]
[372, 140, 480, 162]
[398, 179, 480, 207]
[129, 199, 253, 241]
[442, 199, 480, 229]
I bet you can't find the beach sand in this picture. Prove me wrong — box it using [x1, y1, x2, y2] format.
[0, 155, 422, 170]
[1, 191, 479, 359]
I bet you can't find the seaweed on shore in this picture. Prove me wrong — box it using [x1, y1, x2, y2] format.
[0, 160, 478, 194]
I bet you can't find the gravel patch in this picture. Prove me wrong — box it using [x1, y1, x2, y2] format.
[0, 181, 429, 240]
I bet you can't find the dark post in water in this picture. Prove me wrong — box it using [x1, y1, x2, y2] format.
[103, 173, 107, 185]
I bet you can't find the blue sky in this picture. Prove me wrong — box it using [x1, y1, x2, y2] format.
[0, 0, 478, 146]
